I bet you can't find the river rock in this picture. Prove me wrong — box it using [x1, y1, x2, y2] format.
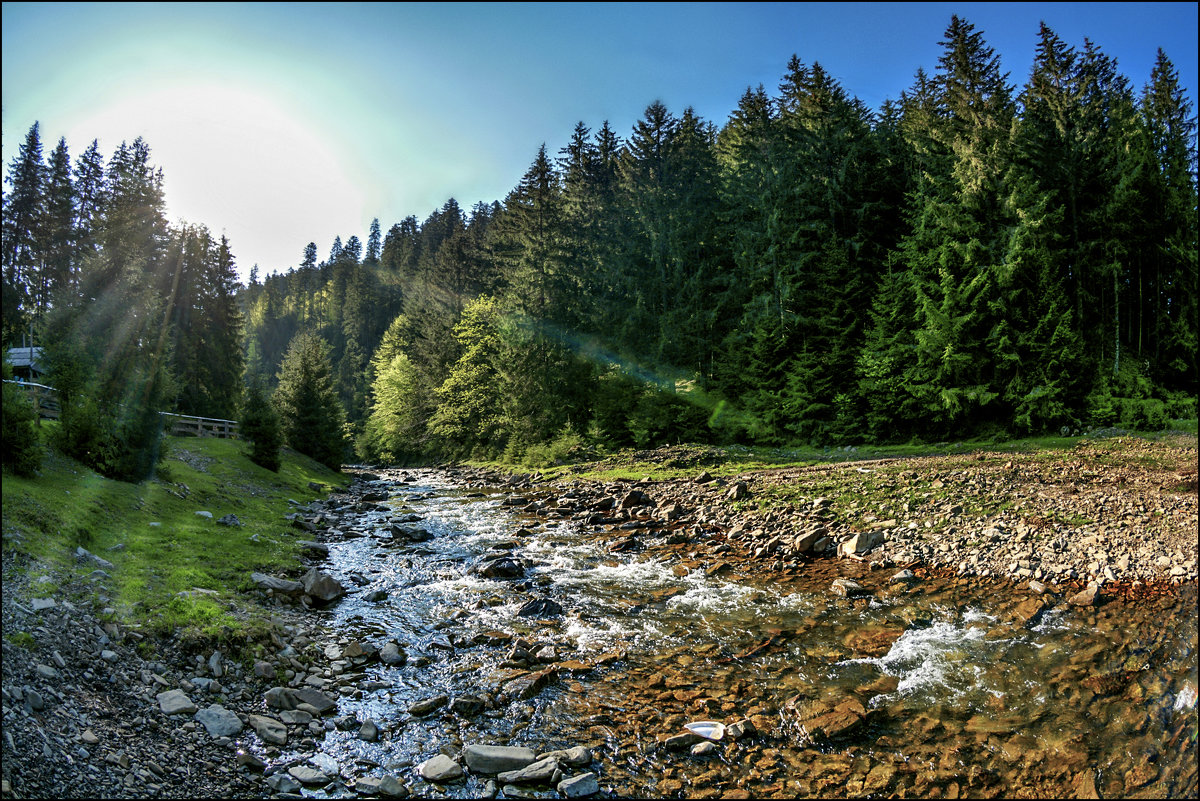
[264, 686, 337, 714]
[725, 481, 750, 501]
[497, 757, 558, 784]
[1010, 596, 1049, 627]
[74, 547, 115, 571]
[451, 695, 486, 717]
[727, 718, 756, 740]
[831, 577, 869, 597]
[250, 572, 303, 594]
[842, 530, 884, 555]
[557, 772, 600, 798]
[619, 489, 653, 509]
[248, 714, 287, 745]
[1068, 583, 1100, 607]
[664, 732, 703, 750]
[288, 765, 329, 785]
[472, 555, 525, 579]
[691, 741, 719, 757]
[408, 694, 449, 716]
[156, 689, 197, 716]
[301, 568, 346, 604]
[516, 598, 562, 617]
[418, 754, 463, 782]
[266, 773, 301, 793]
[380, 642, 407, 665]
[463, 744, 537, 775]
[890, 569, 918, 584]
[537, 746, 592, 766]
[359, 719, 379, 741]
[194, 704, 242, 737]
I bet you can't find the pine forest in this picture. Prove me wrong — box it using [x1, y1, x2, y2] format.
[3, 18, 1196, 478]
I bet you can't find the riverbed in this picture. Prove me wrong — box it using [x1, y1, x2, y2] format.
[273, 467, 1199, 799]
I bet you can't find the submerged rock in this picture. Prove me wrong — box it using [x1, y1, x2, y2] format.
[517, 597, 563, 617]
[462, 744, 537, 775]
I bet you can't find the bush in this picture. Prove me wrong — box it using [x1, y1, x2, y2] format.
[2, 363, 42, 477]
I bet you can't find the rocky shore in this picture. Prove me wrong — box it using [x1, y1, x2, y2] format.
[2, 433, 1196, 799]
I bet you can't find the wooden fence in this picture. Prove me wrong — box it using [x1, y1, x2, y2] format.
[4, 381, 60, 420]
[158, 412, 239, 439]
[4, 380, 239, 439]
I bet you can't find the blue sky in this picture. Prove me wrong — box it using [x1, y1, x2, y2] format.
[3, 2, 1196, 282]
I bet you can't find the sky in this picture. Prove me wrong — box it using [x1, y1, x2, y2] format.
[3, 2, 1197, 283]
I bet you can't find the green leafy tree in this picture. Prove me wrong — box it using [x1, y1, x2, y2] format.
[273, 330, 345, 469]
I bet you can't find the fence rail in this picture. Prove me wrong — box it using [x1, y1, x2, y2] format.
[158, 412, 239, 439]
[4, 380, 239, 439]
[4, 380, 61, 420]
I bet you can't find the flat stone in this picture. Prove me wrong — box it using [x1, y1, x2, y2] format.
[248, 714, 287, 745]
[408, 694, 449, 716]
[497, 757, 558, 784]
[288, 765, 329, 785]
[250, 572, 303, 595]
[264, 686, 337, 713]
[194, 704, 243, 737]
[557, 772, 601, 798]
[462, 744, 537, 775]
[418, 754, 463, 782]
[156, 689, 197, 716]
[536, 746, 591, 766]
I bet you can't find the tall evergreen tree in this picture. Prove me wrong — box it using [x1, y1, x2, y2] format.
[274, 330, 346, 469]
[2, 122, 45, 342]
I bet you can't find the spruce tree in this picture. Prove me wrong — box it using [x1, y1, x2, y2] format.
[241, 376, 282, 471]
[273, 330, 346, 469]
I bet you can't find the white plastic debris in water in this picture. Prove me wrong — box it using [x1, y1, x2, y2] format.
[1175, 683, 1197, 712]
[684, 721, 726, 741]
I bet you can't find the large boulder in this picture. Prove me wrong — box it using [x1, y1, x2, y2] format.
[301, 567, 346, 604]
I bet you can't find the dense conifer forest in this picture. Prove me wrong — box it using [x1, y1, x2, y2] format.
[3, 18, 1196, 475]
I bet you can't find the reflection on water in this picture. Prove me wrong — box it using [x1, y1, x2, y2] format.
[284, 469, 1198, 799]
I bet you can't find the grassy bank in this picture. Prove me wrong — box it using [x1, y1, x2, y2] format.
[2, 425, 348, 644]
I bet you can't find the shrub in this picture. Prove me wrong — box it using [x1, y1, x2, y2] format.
[2, 362, 42, 477]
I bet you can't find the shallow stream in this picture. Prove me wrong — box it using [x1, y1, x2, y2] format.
[280, 469, 1198, 798]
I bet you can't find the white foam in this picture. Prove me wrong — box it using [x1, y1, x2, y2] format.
[1174, 683, 1197, 712]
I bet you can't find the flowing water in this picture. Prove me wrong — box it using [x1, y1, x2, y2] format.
[280, 469, 1198, 798]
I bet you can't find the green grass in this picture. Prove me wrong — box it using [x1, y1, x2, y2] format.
[2, 427, 349, 645]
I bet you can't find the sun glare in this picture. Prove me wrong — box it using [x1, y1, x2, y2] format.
[69, 82, 365, 276]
